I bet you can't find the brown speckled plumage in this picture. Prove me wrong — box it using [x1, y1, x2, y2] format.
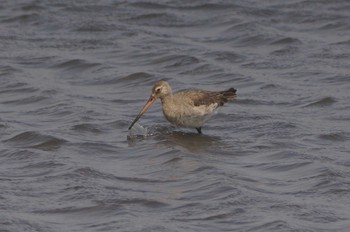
[190, 88, 237, 107]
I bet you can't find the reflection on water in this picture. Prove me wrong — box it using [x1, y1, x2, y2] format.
[161, 131, 223, 154]
[128, 125, 224, 154]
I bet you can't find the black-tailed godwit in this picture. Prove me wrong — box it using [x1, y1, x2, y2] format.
[129, 80, 237, 134]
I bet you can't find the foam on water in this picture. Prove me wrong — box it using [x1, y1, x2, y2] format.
[128, 123, 149, 138]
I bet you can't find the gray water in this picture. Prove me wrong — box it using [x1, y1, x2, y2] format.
[1, 1, 350, 231]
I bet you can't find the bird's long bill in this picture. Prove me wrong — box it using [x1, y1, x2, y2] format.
[128, 95, 156, 130]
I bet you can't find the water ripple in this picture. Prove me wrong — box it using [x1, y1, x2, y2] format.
[1, 0, 350, 231]
[4, 131, 66, 151]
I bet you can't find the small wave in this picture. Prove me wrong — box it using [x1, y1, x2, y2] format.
[71, 123, 102, 134]
[270, 46, 299, 56]
[73, 142, 119, 154]
[107, 72, 155, 88]
[181, 3, 239, 10]
[2, 13, 40, 24]
[37, 197, 168, 216]
[249, 220, 291, 231]
[51, 59, 101, 72]
[2, 149, 38, 160]
[259, 84, 279, 89]
[235, 98, 276, 106]
[233, 34, 275, 47]
[319, 21, 350, 31]
[67, 167, 169, 185]
[159, 157, 184, 166]
[152, 54, 200, 68]
[1, 95, 47, 105]
[26, 102, 74, 118]
[21, 2, 45, 11]
[126, 12, 187, 27]
[0, 82, 38, 95]
[119, 72, 153, 83]
[0, 123, 7, 129]
[0, 65, 20, 76]
[178, 208, 245, 221]
[264, 150, 304, 161]
[318, 132, 348, 142]
[4, 131, 66, 151]
[304, 97, 337, 107]
[22, 161, 64, 170]
[63, 4, 117, 13]
[130, 2, 169, 9]
[207, 51, 245, 63]
[333, 39, 350, 45]
[271, 37, 302, 45]
[321, 75, 350, 84]
[112, 198, 169, 208]
[259, 161, 312, 173]
[75, 22, 117, 32]
[131, 2, 238, 10]
[70, 167, 115, 179]
[179, 64, 219, 76]
[16, 56, 57, 66]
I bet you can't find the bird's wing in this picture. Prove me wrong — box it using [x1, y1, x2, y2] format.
[178, 90, 226, 107]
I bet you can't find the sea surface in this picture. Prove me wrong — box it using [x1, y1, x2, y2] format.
[1, 1, 350, 231]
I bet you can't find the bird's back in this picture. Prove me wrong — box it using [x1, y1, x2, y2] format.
[175, 88, 237, 107]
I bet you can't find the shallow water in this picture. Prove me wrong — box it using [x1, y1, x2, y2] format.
[1, 1, 350, 231]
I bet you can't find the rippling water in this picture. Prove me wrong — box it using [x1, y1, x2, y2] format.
[1, 1, 350, 231]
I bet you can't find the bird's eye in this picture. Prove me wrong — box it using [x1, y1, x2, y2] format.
[156, 88, 161, 93]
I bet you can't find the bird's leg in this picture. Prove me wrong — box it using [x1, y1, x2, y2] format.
[196, 127, 202, 134]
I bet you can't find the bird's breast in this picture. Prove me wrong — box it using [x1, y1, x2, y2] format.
[161, 98, 218, 128]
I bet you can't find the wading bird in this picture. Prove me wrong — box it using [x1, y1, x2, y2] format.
[129, 80, 237, 134]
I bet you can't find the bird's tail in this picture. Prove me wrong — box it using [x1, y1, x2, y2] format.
[221, 88, 237, 100]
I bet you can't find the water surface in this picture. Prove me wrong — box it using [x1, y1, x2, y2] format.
[1, 1, 350, 231]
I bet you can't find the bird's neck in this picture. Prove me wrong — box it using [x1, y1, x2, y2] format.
[160, 93, 176, 120]
[160, 93, 173, 105]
